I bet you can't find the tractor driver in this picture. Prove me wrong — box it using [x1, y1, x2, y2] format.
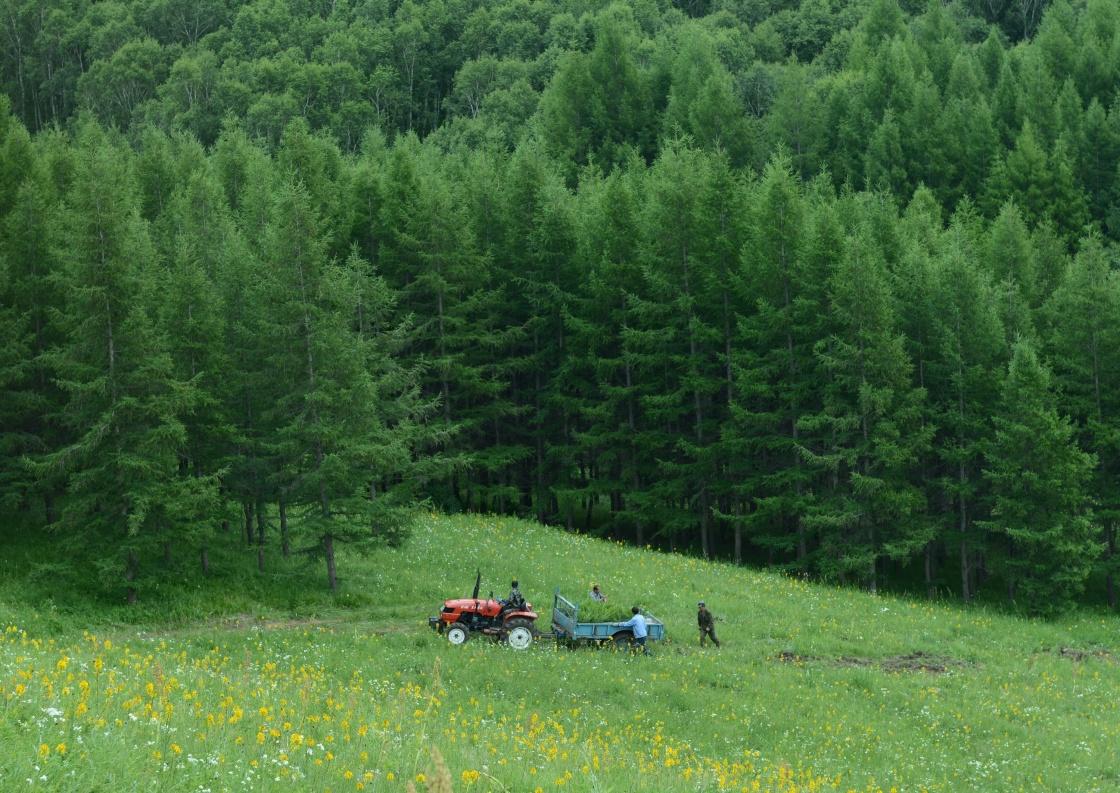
[503, 580, 525, 611]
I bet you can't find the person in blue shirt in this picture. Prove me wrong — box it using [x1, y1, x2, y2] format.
[619, 606, 651, 655]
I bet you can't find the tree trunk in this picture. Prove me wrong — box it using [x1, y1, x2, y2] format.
[734, 521, 742, 566]
[125, 550, 138, 605]
[865, 510, 877, 593]
[280, 499, 290, 557]
[959, 459, 971, 602]
[534, 346, 546, 524]
[925, 542, 935, 599]
[44, 492, 58, 525]
[324, 532, 337, 592]
[163, 540, 172, 566]
[1107, 522, 1116, 610]
[1006, 539, 1015, 602]
[221, 518, 229, 535]
[244, 501, 254, 547]
[200, 546, 210, 575]
[700, 489, 711, 560]
[256, 500, 267, 571]
[632, 467, 644, 546]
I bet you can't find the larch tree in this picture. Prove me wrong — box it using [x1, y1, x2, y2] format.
[727, 153, 820, 570]
[40, 123, 210, 602]
[928, 233, 1007, 601]
[0, 145, 65, 524]
[801, 221, 931, 590]
[257, 181, 423, 591]
[981, 339, 1098, 613]
[1043, 236, 1120, 608]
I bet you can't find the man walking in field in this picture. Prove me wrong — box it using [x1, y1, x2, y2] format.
[698, 601, 721, 648]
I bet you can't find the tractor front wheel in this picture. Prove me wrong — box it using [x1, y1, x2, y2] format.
[446, 623, 470, 646]
[505, 618, 535, 650]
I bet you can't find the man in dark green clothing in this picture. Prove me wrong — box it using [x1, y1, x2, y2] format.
[698, 601, 721, 648]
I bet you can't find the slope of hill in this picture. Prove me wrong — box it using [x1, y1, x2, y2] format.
[1, 513, 1117, 792]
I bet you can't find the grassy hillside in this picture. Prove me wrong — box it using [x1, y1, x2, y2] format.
[2, 513, 1118, 792]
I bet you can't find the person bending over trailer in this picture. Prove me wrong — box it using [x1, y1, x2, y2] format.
[619, 606, 651, 655]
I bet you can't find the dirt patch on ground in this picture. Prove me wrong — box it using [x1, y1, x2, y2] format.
[1058, 646, 1114, 663]
[777, 649, 964, 674]
[880, 651, 960, 673]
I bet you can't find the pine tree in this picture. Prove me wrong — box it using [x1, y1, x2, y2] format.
[537, 17, 652, 178]
[985, 201, 1039, 306]
[981, 340, 1098, 613]
[865, 110, 908, 196]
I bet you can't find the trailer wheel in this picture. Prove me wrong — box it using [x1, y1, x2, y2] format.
[612, 631, 634, 650]
[446, 623, 470, 645]
[505, 618, 534, 650]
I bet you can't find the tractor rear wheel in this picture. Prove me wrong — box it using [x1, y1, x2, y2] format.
[505, 618, 534, 650]
[446, 623, 470, 645]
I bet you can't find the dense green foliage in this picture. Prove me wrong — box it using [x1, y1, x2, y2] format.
[3, 0, 1120, 613]
[1, 514, 1118, 792]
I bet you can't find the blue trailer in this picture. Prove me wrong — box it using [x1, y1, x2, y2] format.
[551, 591, 665, 648]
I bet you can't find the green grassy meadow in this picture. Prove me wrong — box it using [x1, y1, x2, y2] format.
[2, 513, 1119, 792]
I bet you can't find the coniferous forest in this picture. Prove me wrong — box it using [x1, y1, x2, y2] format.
[2, 0, 1120, 614]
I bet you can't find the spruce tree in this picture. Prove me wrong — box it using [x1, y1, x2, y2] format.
[157, 165, 244, 571]
[637, 143, 726, 556]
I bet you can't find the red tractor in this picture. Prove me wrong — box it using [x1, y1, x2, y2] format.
[428, 573, 539, 650]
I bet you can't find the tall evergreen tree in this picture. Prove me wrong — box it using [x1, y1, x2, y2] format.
[927, 234, 1007, 601]
[636, 144, 728, 556]
[1043, 236, 1120, 607]
[0, 150, 65, 523]
[258, 182, 425, 591]
[567, 169, 657, 541]
[727, 154, 822, 569]
[39, 124, 211, 601]
[981, 340, 1098, 613]
[801, 223, 931, 590]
